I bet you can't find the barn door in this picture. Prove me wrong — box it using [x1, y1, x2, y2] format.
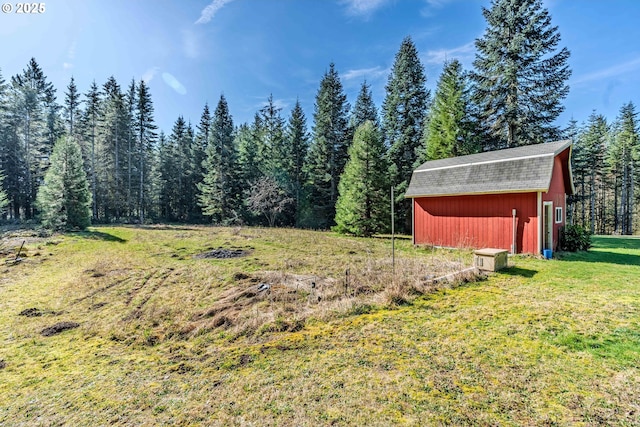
[543, 202, 553, 251]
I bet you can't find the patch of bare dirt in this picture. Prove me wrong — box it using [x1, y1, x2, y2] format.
[194, 248, 248, 259]
[41, 322, 80, 336]
[18, 307, 62, 317]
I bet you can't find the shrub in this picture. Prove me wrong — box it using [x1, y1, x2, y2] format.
[559, 224, 592, 252]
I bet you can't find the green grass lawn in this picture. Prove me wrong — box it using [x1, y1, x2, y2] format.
[1, 227, 638, 426]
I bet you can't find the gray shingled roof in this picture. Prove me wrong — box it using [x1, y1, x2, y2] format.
[405, 140, 572, 198]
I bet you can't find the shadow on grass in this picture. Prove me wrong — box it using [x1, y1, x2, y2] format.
[498, 266, 538, 278]
[591, 235, 640, 251]
[71, 230, 127, 243]
[559, 250, 640, 267]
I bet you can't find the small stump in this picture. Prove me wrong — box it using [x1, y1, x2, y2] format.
[474, 248, 508, 272]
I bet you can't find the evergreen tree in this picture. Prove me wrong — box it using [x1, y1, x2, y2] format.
[82, 81, 100, 220]
[0, 171, 8, 215]
[421, 59, 478, 161]
[349, 81, 378, 136]
[198, 95, 239, 223]
[286, 99, 310, 225]
[98, 76, 128, 221]
[260, 94, 287, 180]
[136, 80, 157, 223]
[9, 58, 56, 218]
[304, 62, 350, 228]
[334, 121, 389, 237]
[609, 102, 638, 234]
[580, 112, 609, 234]
[36, 136, 91, 230]
[471, 0, 571, 148]
[382, 37, 429, 232]
[125, 79, 137, 218]
[190, 104, 211, 221]
[64, 76, 81, 137]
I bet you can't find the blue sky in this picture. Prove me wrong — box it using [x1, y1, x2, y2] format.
[2, 0, 640, 135]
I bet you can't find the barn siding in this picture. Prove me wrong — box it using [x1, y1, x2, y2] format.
[542, 153, 569, 251]
[413, 193, 538, 253]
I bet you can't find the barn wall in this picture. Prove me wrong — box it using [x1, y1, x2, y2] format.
[413, 193, 538, 253]
[542, 152, 569, 251]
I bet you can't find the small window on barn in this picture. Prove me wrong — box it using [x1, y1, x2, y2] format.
[555, 207, 563, 223]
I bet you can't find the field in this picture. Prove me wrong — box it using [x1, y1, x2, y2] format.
[1, 226, 639, 426]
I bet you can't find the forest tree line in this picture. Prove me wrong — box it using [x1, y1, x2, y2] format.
[0, 0, 638, 235]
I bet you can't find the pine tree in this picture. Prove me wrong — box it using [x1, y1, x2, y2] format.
[260, 94, 287, 180]
[472, 0, 571, 148]
[609, 102, 638, 234]
[382, 37, 429, 232]
[0, 170, 8, 215]
[286, 99, 310, 226]
[580, 112, 609, 234]
[421, 59, 478, 161]
[125, 79, 137, 218]
[349, 81, 378, 135]
[9, 58, 56, 218]
[190, 104, 211, 221]
[98, 76, 129, 221]
[82, 81, 100, 220]
[136, 80, 157, 223]
[36, 136, 91, 230]
[198, 95, 239, 223]
[334, 121, 389, 237]
[304, 62, 350, 228]
[64, 77, 81, 137]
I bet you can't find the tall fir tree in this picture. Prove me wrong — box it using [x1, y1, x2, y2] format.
[421, 59, 478, 162]
[82, 81, 101, 220]
[198, 95, 239, 223]
[382, 37, 429, 232]
[64, 76, 81, 137]
[190, 104, 211, 221]
[334, 121, 390, 237]
[9, 58, 56, 218]
[304, 62, 350, 228]
[471, 0, 571, 149]
[36, 136, 91, 230]
[286, 99, 310, 226]
[259, 94, 287, 180]
[98, 76, 128, 221]
[125, 79, 138, 218]
[349, 81, 379, 137]
[579, 112, 609, 234]
[609, 102, 638, 234]
[0, 170, 8, 215]
[136, 80, 157, 223]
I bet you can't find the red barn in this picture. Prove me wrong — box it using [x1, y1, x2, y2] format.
[406, 140, 575, 254]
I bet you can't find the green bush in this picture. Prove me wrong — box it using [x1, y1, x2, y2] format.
[559, 224, 592, 252]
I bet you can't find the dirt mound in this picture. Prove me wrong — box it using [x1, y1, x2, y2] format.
[19, 308, 44, 317]
[41, 322, 80, 337]
[18, 307, 61, 317]
[194, 248, 248, 259]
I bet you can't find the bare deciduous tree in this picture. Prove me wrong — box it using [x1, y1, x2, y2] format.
[247, 176, 292, 227]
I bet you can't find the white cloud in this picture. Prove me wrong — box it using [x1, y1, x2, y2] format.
[63, 62, 73, 70]
[195, 0, 236, 25]
[340, 0, 390, 17]
[572, 57, 640, 85]
[162, 72, 187, 95]
[424, 41, 475, 65]
[342, 66, 388, 81]
[142, 67, 160, 83]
